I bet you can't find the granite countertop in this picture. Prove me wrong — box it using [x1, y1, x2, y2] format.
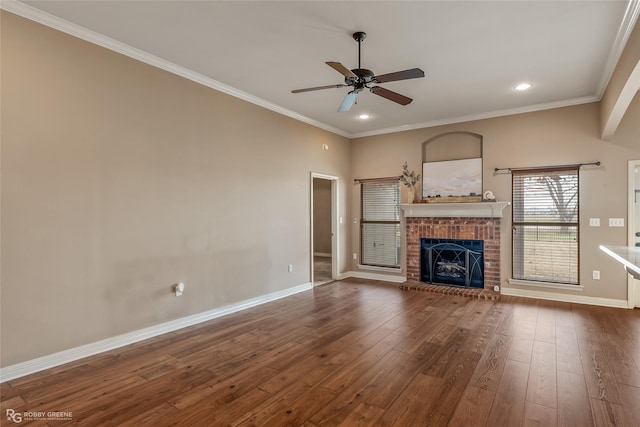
[599, 245, 640, 279]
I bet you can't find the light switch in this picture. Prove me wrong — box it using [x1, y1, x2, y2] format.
[609, 218, 624, 227]
[589, 218, 600, 227]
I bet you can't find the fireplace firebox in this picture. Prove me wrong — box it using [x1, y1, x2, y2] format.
[420, 238, 484, 288]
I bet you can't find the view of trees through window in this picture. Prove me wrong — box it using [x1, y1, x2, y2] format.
[512, 168, 579, 284]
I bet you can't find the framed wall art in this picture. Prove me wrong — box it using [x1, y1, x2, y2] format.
[422, 158, 482, 199]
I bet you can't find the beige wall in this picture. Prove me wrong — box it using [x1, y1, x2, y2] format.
[0, 12, 351, 366]
[2, 9, 640, 369]
[351, 100, 640, 299]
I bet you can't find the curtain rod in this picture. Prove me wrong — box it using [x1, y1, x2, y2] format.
[354, 176, 401, 184]
[494, 161, 601, 173]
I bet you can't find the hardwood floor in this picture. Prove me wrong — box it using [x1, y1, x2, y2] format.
[1, 278, 639, 426]
[313, 255, 332, 285]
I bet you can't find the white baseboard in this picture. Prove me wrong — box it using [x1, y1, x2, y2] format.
[0, 282, 312, 383]
[501, 286, 629, 309]
[338, 271, 407, 283]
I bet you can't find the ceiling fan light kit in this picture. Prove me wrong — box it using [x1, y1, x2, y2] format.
[292, 31, 425, 112]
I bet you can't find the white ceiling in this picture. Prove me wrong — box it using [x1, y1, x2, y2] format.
[7, 1, 639, 137]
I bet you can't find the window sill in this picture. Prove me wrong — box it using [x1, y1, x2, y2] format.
[507, 278, 584, 291]
[358, 264, 401, 273]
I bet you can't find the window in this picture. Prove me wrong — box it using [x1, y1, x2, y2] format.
[360, 180, 401, 268]
[512, 167, 579, 284]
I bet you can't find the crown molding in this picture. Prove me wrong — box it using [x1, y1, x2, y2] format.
[0, 1, 351, 139]
[1, 0, 636, 140]
[350, 96, 599, 139]
[595, 0, 640, 98]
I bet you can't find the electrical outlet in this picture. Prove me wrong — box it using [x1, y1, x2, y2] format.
[352, 253, 357, 260]
[593, 270, 600, 280]
[589, 218, 600, 227]
[288, 264, 293, 273]
[609, 218, 624, 227]
[175, 282, 185, 296]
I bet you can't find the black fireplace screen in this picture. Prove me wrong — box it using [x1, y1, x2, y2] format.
[420, 238, 484, 288]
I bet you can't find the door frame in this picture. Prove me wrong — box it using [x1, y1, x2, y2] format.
[310, 173, 339, 286]
[628, 160, 640, 308]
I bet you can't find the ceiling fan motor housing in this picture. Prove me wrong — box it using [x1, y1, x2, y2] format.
[353, 31, 366, 42]
[346, 68, 375, 86]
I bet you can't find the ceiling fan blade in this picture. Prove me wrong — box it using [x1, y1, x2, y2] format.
[373, 68, 425, 84]
[292, 84, 348, 93]
[326, 62, 357, 78]
[370, 86, 413, 106]
[337, 90, 360, 112]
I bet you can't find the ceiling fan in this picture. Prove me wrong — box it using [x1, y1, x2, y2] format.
[292, 31, 425, 112]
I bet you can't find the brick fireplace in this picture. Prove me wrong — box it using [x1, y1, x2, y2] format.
[400, 202, 509, 293]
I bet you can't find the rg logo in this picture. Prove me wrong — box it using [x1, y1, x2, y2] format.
[6, 409, 22, 423]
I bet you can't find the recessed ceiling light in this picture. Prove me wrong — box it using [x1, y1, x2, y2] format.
[358, 114, 370, 120]
[515, 83, 532, 91]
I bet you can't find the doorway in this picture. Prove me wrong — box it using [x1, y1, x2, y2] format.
[628, 160, 640, 308]
[311, 173, 338, 286]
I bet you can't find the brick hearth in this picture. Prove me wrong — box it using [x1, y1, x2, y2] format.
[405, 216, 501, 291]
[398, 282, 500, 300]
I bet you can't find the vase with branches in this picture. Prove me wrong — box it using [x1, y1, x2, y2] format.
[400, 162, 421, 203]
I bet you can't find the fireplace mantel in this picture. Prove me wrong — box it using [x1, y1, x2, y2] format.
[400, 201, 510, 218]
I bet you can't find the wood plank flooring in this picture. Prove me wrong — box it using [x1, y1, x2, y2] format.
[1, 278, 639, 426]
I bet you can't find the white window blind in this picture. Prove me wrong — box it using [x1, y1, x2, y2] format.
[361, 181, 400, 268]
[512, 167, 579, 284]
